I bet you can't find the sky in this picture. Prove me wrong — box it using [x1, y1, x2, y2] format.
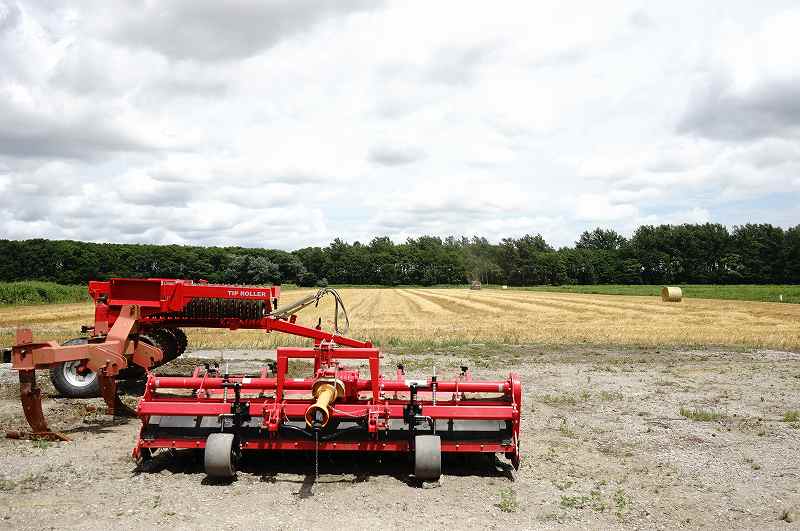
[0, 0, 799, 250]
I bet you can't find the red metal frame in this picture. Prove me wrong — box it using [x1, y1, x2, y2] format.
[87, 278, 370, 347]
[7, 278, 522, 471]
[134, 344, 522, 468]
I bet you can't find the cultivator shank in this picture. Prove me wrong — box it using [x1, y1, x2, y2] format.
[9, 305, 163, 439]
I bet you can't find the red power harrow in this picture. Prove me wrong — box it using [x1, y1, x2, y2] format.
[5, 278, 521, 481]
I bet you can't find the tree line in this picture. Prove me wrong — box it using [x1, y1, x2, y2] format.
[1, 223, 798, 287]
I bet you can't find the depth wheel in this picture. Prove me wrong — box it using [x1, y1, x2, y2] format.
[414, 435, 441, 481]
[49, 338, 100, 398]
[205, 433, 237, 478]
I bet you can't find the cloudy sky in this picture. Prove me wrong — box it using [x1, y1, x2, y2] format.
[1, 1, 798, 249]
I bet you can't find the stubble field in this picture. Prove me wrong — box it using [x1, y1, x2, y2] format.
[2, 287, 799, 351]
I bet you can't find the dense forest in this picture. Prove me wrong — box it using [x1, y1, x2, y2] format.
[1, 223, 798, 287]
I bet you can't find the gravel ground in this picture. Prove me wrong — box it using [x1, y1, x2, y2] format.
[1, 346, 799, 530]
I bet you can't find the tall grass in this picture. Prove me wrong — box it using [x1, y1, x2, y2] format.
[0, 282, 89, 305]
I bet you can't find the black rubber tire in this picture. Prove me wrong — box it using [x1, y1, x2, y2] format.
[414, 435, 442, 481]
[169, 328, 188, 356]
[205, 433, 237, 478]
[49, 338, 101, 398]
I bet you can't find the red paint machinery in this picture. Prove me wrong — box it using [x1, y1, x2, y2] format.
[6, 278, 521, 481]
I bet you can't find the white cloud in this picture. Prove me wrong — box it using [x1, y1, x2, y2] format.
[1, 0, 798, 250]
[575, 194, 639, 222]
[108, 0, 379, 62]
[636, 207, 711, 227]
[678, 9, 800, 141]
[368, 143, 426, 166]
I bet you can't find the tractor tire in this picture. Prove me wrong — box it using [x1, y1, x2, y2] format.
[414, 435, 442, 481]
[49, 338, 100, 398]
[205, 433, 237, 479]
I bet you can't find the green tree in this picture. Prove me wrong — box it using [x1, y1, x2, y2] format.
[784, 225, 800, 283]
[575, 228, 626, 251]
[731, 224, 785, 283]
[223, 255, 280, 284]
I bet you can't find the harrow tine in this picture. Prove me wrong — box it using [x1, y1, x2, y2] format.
[98, 374, 137, 418]
[15, 370, 70, 442]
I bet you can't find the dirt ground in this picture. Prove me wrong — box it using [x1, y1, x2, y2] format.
[1, 345, 799, 530]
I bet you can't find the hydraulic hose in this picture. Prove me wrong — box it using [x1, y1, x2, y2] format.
[269, 288, 350, 335]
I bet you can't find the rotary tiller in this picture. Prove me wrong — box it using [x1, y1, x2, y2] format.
[136, 343, 521, 480]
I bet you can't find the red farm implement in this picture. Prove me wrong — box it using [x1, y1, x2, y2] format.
[5, 278, 521, 481]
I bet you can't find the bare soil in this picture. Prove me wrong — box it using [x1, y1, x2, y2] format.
[1, 345, 799, 530]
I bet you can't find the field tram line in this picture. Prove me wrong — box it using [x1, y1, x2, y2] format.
[436, 289, 630, 318]
[420, 289, 578, 317]
[488, 290, 678, 317]
[468, 293, 620, 317]
[336, 291, 370, 319]
[409, 289, 505, 315]
[391, 288, 429, 317]
[490, 290, 671, 314]
[367, 289, 399, 319]
[409, 288, 653, 322]
[397, 289, 456, 314]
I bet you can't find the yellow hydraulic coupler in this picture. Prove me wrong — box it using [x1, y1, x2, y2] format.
[304, 378, 345, 429]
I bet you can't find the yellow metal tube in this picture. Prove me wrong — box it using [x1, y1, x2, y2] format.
[305, 382, 338, 428]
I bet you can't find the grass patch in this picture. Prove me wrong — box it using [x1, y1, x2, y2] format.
[613, 489, 629, 519]
[32, 439, 52, 450]
[782, 410, 800, 423]
[558, 419, 578, 439]
[0, 473, 47, 492]
[0, 281, 89, 305]
[496, 487, 519, 513]
[552, 479, 574, 491]
[560, 490, 606, 511]
[559, 487, 626, 516]
[679, 406, 723, 421]
[540, 393, 578, 406]
[560, 494, 590, 509]
[599, 390, 624, 401]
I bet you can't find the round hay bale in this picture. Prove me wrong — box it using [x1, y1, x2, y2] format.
[470, 280, 482, 290]
[661, 286, 682, 302]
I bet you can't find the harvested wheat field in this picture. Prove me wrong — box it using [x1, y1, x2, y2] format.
[2, 288, 799, 351]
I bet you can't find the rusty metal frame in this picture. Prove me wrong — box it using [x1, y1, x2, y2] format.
[10, 305, 162, 439]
